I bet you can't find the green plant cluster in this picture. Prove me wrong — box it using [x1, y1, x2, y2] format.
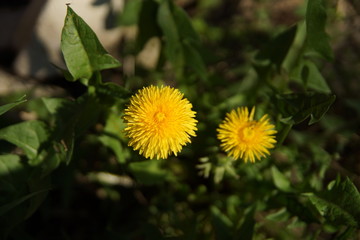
[0, 0, 359, 239]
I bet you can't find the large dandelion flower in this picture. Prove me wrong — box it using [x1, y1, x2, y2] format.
[217, 107, 277, 163]
[123, 85, 197, 159]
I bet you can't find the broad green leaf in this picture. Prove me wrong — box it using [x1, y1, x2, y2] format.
[61, 6, 121, 82]
[291, 59, 331, 93]
[129, 160, 170, 185]
[99, 111, 130, 163]
[172, 4, 200, 43]
[118, 0, 142, 26]
[274, 92, 336, 125]
[136, 0, 162, 51]
[271, 166, 293, 192]
[157, 0, 184, 76]
[0, 154, 51, 237]
[211, 206, 233, 240]
[307, 177, 360, 227]
[305, 0, 333, 60]
[0, 120, 49, 160]
[254, 25, 297, 71]
[0, 155, 29, 202]
[0, 95, 26, 116]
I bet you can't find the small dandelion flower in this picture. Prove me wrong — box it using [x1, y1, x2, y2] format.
[217, 106, 277, 163]
[123, 85, 197, 159]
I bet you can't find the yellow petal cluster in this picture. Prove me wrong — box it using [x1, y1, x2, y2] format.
[123, 85, 197, 159]
[217, 107, 277, 163]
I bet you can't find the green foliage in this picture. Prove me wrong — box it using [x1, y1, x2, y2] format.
[0, 95, 26, 116]
[274, 92, 336, 125]
[305, 0, 333, 60]
[1, 0, 359, 239]
[61, 6, 121, 83]
[308, 177, 360, 227]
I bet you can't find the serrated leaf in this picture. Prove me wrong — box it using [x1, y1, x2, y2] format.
[274, 92, 335, 125]
[61, 6, 121, 82]
[96, 82, 131, 100]
[305, 0, 333, 60]
[307, 178, 360, 227]
[0, 95, 26, 116]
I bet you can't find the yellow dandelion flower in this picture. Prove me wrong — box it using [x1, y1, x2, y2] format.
[217, 106, 277, 163]
[123, 85, 197, 159]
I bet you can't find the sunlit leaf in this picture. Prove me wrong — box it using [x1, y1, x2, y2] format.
[274, 92, 336, 125]
[61, 6, 121, 82]
[0, 120, 49, 160]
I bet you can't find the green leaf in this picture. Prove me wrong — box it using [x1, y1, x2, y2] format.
[0, 154, 51, 237]
[61, 6, 121, 82]
[291, 59, 331, 93]
[95, 82, 131, 101]
[211, 206, 233, 240]
[0, 188, 50, 217]
[172, 4, 200, 43]
[235, 206, 255, 240]
[255, 25, 297, 71]
[307, 177, 360, 227]
[183, 40, 207, 80]
[271, 166, 293, 192]
[157, 0, 184, 76]
[136, 0, 162, 51]
[118, 0, 142, 26]
[305, 0, 333, 60]
[0, 121, 49, 160]
[0, 95, 27, 116]
[129, 160, 170, 185]
[274, 92, 336, 125]
[99, 111, 130, 163]
[0, 155, 29, 201]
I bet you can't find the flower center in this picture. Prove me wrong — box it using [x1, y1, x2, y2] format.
[154, 111, 166, 122]
[238, 123, 256, 142]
